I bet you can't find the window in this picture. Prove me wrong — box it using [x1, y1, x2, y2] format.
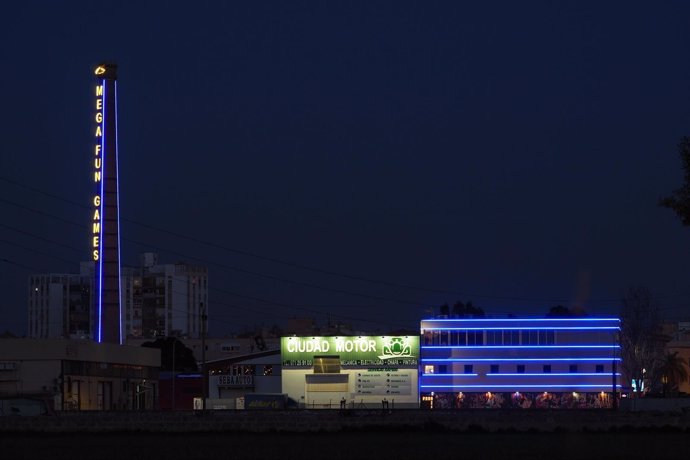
[313, 356, 340, 374]
[524, 330, 539, 345]
[450, 331, 460, 346]
[517, 365, 525, 374]
[596, 365, 604, 373]
[464, 364, 473, 374]
[486, 330, 502, 345]
[457, 331, 467, 346]
[263, 365, 273, 376]
[569, 364, 578, 373]
[543, 365, 551, 373]
[504, 330, 520, 346]
[424, 365, 434, 374]
[467, 331, 484, 346]
[490, 364, 499, 374]
[439, 365, 448, 374]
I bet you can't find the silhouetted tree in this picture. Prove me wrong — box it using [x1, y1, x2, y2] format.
[660, 351, 688, 396]
[620, 287, 667, 396]
[660, 137, 690, 225]
[546, 305, 588, 318]
[546, 305, 574, 317]
[452, 301, 485, 318]
[142, 337, 198, 372]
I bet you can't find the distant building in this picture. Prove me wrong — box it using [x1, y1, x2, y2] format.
[204, 349, 282, 409]
[419, 317, 621, 409]
[0, 338, 160, 412]
[28, 262, 97, 339]
[28, 253, 208, 340]
[129, 252, 208, 339]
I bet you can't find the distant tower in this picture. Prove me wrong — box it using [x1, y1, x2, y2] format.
[91, 63, 122, 344]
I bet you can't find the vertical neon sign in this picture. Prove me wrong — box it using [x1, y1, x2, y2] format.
[92, 63, 121, 344]
[93, 72, 105, 342]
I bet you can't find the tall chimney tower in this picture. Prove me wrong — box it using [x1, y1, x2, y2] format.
[91, 62, 122, 344]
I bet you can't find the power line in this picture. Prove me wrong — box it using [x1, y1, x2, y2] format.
[0, 175, 656, 304]
[0, 195, 430, 307]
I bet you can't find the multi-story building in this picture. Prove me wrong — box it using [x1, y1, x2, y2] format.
[129, 252, 208, 339]
[27, 263, 95, 339]
[420, 317, 621, 409]
[28, 253, 208, 340]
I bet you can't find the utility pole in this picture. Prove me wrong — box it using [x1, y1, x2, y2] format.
[172, 338, 176, 411]
[200, 302, 207, 412]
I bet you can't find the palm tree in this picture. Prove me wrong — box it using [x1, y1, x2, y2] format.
[660, 351, 688, 396]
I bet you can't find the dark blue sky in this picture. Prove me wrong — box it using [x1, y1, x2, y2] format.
[1, 1, 690, 336]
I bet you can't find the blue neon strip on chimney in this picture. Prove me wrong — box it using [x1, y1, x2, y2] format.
[97, 78, 105, 343]
[115, 81, 122, 345]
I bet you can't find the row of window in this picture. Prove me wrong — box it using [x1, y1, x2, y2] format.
[423, 330, 556, 346]
[426, 364, 607, 374]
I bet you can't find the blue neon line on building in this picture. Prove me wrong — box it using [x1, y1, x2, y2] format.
[422, 358, 621, 362]
[421, 345, 620, 349]
[115, 81, 122, 345]
[484, 373, 621, 377]
[422, 374, 479, 377]
[420, 384, 623, 389]
[422, 327, 619, 331]
[421, 318, 620, 322]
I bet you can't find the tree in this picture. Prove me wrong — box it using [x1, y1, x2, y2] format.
[660, 351, 688, 396]
[545, 305, 587, 318]
[142, 337, 198, 372]
[452, 301, 485, 318]
[619, 287, 667, 396]
[659, 136, 690, 225]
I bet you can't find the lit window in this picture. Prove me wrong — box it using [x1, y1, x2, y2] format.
[424, 365, 434, 374]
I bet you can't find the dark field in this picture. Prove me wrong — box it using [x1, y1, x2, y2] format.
[0, 431, 687, 460]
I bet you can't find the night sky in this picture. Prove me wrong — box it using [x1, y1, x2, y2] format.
[2, 1, 690, 337]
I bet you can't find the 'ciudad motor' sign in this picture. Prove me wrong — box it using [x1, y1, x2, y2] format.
[281, 336, 419, 367]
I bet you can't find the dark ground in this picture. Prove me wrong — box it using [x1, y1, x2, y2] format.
[0, 431, 687, 460]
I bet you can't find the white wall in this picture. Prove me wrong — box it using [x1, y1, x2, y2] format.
[283, 368, 419, 409]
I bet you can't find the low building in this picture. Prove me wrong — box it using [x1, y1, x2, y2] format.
[0, 338, 160, 412]
[281, 336, 420, 409]
[126, 336, 280, 363]
[420, 317, 620, 409]
[205, 350, 282, 409]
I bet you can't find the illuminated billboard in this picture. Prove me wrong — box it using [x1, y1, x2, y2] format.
[281, 336, 419, 367]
